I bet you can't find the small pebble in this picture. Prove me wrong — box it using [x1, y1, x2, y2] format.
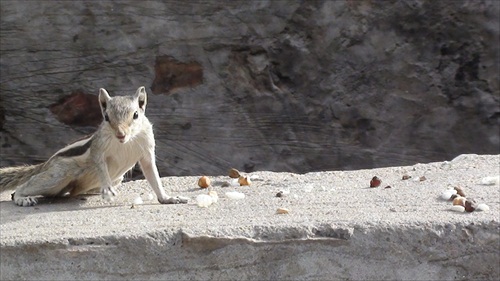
[440, 189, 457, 201]
[450, 205, 465, 212]
[452, 197, 466, 207]
[196, 194, 213, 207]
[370, 176, 381, 188]
[419, 176, 426, 181]
[276, 207, 290, 214]
[229, 168, 241, 178]
[480, 176, 500, 186]
[225, 191, 245, 200]
[384, 185, 392, 189]
[402, 175, 411, 180]
[198, 176, 211, 188]
[464, 200, 476, 212]
[475, 203, 490, 212]
[230, 178, 240, 187]
[454, 187, 466, 197]
[238, 176, 251, 186]
[133, 196, 143, 205]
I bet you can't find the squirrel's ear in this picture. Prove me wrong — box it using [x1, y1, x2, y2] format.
[135, 86, 147, 110]
[98, 88, 111, 111]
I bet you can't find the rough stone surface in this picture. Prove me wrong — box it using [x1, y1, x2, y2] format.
[0, 154, 499, 280]
[0, 1, 499, 176]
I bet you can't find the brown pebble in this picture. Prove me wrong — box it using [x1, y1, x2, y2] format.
[452, 197, 466, 207]
[370, 176, 382, 188]
[419, 176, 426, 181]
[402, 175, 411, 180]
[238, 176, 251, 186]
[454, 186, 466, 197]
[198, 176, 211, 188]
[384, 185, 392, 189]
[464, 199, 476, 212]
[276, 207, 289, 214]
[276, 191, 284, 197]
[229, 168, 241, 178]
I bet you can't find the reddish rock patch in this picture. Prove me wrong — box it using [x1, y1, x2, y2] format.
[49, 91, 102, 127]
[151, 55, 203, 95]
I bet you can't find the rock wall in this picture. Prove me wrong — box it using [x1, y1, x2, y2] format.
[0, 0, 499, 176]
[2, 224, 499, 280]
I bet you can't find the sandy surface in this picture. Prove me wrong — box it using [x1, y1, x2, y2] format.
[1, 154, 499, 246]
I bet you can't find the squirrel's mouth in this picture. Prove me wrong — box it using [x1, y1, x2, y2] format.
[116, 135, 126, 143]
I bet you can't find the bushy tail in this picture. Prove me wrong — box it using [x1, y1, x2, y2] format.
[0, 164, 44, 192]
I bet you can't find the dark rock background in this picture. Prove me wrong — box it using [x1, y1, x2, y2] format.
[0, 0, 498, 177]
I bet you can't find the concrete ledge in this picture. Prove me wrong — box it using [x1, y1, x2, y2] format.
[1, 154, 499, 280]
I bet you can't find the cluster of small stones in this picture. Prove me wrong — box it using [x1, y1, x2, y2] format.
[194, 168, 253, 208]
[192, 168, 290, 212]
[441, 187, 490, 213]
[368, 173, 492, 214]
[438, 175, 498, 213]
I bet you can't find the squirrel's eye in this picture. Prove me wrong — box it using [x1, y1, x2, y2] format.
[133, 111, 138, 119]
[104, 113, 109, 122]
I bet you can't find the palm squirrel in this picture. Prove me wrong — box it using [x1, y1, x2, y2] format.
[0, 86, 188, 206]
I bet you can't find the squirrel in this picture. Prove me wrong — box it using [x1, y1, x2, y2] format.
[0, 86, 188, 207]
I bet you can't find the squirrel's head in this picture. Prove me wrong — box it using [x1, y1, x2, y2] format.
[98, 86, 147, 144]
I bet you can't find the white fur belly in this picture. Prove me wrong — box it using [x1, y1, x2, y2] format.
[105, 139, 145, 180]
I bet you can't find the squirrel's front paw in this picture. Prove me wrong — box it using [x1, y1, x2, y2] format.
[101, 186, 117, 202]
[159, 196, 189, 204]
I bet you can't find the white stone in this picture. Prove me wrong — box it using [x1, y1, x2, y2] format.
[133, 196, 143, 205]
[480, 176, 500, 186]
[450, 205, 465, 212]
[196, 194, 213, 207]
[475, 203, 490, 212]
[440, 189, 457, 201]
[225, 191, 245, 200]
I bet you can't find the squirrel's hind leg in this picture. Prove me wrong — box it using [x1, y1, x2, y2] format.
[13, 162, 77, 207]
